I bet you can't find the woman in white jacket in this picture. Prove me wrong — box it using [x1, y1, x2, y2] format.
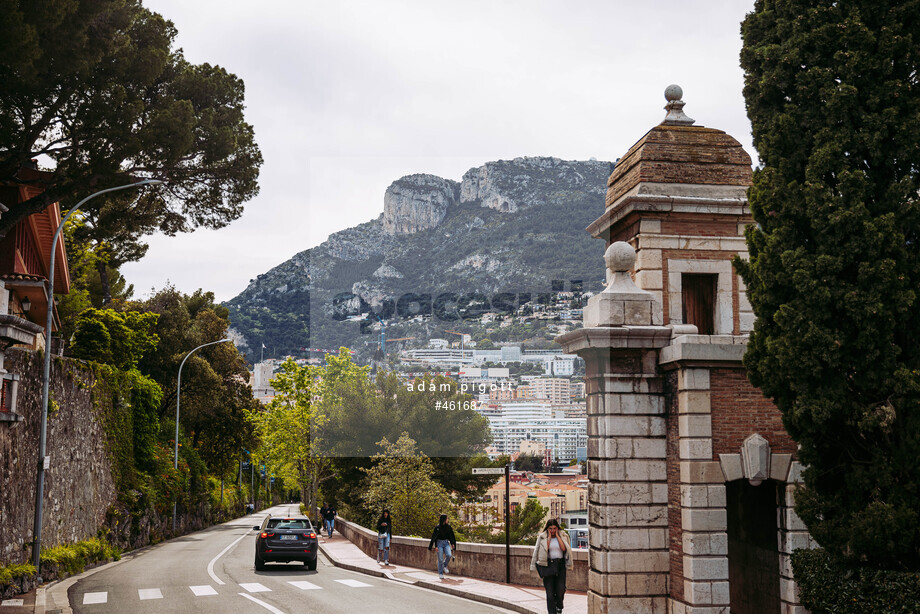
[530, 519, 573, 614]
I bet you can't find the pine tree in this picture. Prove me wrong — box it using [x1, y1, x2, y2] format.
[738, 0, 920, 568]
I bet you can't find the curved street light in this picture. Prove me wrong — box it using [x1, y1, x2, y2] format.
[32, 179, 162, 572]
[172, 337, 234, 531]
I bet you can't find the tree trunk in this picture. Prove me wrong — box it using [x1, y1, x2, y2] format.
[96, 258, 112, 305]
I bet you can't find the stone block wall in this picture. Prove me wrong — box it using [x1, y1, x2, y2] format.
[0, 349, 116, 565]
[583, 341, 671, 614]
[333, 517, 589, 590]
[660, 351, 812, 614]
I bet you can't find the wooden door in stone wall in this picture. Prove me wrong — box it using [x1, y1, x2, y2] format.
[726, 479, 782, 614]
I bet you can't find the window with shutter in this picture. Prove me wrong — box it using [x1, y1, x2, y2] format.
[681, 273, 717, 335]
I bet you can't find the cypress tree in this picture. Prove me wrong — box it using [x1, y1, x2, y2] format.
[738, 0, 920, 569]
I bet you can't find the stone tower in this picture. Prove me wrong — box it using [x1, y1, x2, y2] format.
[557, 86, 813, 614]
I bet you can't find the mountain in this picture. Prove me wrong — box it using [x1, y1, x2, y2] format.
[224, 156, 613, 361]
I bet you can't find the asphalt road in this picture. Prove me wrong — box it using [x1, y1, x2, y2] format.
[66, 504, 512, 614]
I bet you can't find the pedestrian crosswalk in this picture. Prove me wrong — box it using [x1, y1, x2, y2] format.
[77, 577, 380, 605]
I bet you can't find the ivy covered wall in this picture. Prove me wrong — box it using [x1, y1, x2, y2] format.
[0, 349, 115, 565]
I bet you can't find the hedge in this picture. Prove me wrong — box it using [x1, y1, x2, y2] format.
[40, 538, 121, 576]
[792, 548, 920, 614]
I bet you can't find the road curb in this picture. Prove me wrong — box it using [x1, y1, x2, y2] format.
[316, 542, 536, 614]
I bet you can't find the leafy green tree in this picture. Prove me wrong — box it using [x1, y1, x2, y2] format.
[136, 287, 257, 481]
[315, 354, 491, 519]
[360, 433, 455, 538]
[248, 358, 329, 514]
[739, 0, 920, 569]
[319, 363, 491, 459]
[129, 370, 163, 472]
[0, 0, 262, 301]
[515, 454, 544, 473]
[482, 498, 547, 546]
[70, 308, 159, 370]
[57, 215, 135, 340]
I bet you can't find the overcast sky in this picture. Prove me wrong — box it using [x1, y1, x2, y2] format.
[123, 0, 758, 303]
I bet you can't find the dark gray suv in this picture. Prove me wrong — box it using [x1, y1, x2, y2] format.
[253, 516, 318, 571]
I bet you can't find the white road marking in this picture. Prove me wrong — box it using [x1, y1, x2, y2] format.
[1, 599, 24, 606]
[288, 580, 322, 590]
[239, 592, 285, 614]
[240, 582, 271, 593]
[138, 588, 163, 600]
[82, 592, 108, 604]
[190, 585, 218, 596]
[207, 531, 251, 585]
[335, 579, 372, 588]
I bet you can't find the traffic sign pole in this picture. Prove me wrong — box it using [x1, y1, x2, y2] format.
[473, 465, 513, 583]
[505, 463, 511, 584]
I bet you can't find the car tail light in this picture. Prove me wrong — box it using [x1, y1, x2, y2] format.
[304, 532, 316, 538]
[260, 532, 274, 539]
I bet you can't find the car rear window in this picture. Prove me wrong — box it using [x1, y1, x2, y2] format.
[276, 520, 309, 530]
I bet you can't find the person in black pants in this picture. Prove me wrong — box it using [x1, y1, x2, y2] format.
[529, 518, 572, 614]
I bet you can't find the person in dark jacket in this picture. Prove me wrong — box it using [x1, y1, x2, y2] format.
[319, 502, 329, 535]
[427, 514, 457, 579]
[321, 502, 337, 538]
[376, 509, 393, 565]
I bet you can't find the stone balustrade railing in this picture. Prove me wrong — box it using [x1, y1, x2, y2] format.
[332, 517, 588, 591]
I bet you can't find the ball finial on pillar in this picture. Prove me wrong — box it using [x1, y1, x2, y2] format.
[605, 241, 636, 274]
[664, 84, 683, 102]
[662, 84, 695, 126]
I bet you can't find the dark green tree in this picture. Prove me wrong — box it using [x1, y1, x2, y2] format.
[485, 498, 547, 546]
[738, 0, 920, 569]
[70, 308, 159, 370]
[0, 0, 262, 302]
[135, 287, 257, 479]
[515, 453, 544, 473]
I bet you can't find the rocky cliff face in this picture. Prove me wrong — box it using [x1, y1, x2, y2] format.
[382, 174, 459, 234]
[225, 156, 613, 359]
[460, 156, 611, 213]
[380, 158, 611, 233]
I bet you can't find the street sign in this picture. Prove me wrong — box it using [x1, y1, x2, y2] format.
[472, 467, 505, 475]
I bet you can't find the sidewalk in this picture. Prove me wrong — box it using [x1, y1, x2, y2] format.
[0, 592, 36, 614]
[318, 532, 588, 614]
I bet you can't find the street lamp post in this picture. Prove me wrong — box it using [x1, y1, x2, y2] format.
[32, 179, 161, 572]
[172, 337, 233, 531]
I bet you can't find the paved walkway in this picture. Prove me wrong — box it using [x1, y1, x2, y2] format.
[318, 532, 587, 614]
[0, 593, 35, 614]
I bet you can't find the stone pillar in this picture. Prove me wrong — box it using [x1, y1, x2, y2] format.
[673, 363, 729, 614]
[779, 462, 814, 614]
[558, 242, 672, 614]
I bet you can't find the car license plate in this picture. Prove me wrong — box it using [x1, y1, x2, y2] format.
[280, 535, 297, 540]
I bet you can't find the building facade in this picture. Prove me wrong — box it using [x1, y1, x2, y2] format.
[557, 87, 812, 614]
[531, 377, 572, 404]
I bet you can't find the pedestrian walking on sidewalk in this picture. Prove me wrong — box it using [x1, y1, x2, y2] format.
[321, 502, 337, 538]
[319, 502, 328, 534]
[427, 514, 457, 579]
[376, 509, 393, 565]
[530, 518, 572, 614]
